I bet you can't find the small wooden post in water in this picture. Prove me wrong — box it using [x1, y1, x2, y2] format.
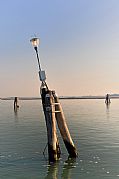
[14, 97, 19, 110]
[105, 94, 111, 104]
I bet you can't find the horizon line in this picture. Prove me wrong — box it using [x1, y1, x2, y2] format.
[1, 94, 119, 100]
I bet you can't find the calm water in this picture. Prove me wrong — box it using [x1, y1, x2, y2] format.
[0, 99, 119, 179]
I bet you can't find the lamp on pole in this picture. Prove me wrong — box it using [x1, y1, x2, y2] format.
[30, 37, 41, 71]
[30, 37, 47, 85]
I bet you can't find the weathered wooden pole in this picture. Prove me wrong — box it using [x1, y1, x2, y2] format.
[14, 97, 19, 110]
[105, 94, 111, 104]
[41, 86, 61, 162]
[52, 91, 77, 158]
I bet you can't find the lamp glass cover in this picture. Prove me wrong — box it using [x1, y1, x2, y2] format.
[30, 38, 39, 47]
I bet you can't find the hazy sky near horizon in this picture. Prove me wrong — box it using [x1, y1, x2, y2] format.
[0, 0, 119, 97]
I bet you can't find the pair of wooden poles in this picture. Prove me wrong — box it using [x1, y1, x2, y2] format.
[40, 83, 77, 163]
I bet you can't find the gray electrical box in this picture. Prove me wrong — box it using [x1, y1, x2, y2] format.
[39, 70, 46, 81]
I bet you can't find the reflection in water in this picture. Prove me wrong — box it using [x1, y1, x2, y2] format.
[62, 158, 76, 179]
[14, 106, 19, 121]
[44, 162, 59, 179]
[105, 102, 110, 119]
[44, 158, 76, 179]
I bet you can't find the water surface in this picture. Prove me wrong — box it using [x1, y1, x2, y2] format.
[0, 99, 119, 178]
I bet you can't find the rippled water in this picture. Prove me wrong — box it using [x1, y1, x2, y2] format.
[0, 99, 119, 178]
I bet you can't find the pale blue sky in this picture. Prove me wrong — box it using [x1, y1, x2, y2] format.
[0, 0, 119, 97]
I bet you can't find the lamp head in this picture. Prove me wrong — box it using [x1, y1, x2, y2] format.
[30, 37, 40, 48]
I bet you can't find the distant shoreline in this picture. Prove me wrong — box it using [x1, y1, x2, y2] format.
[1, 96, 119, 100]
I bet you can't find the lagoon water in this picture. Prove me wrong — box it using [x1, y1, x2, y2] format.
[0, 99, 119, 179]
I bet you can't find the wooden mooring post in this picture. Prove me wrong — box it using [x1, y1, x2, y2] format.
[30, 37, 77, 163]
[41, 86, 77, 161]
[105, 94, 111, 104]
[41, 84, 61, 162]
[14, 97, 19, 110]
[52, 91, 77, 158]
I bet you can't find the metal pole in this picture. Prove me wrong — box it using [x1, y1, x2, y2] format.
[34, 46, 42, 72]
